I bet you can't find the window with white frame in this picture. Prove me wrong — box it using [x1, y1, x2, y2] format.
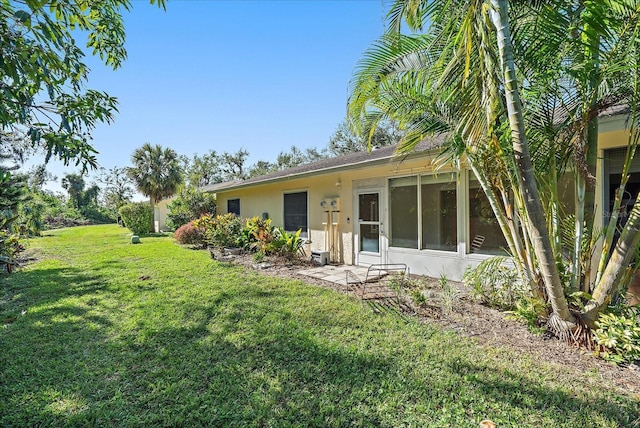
[283, 191, 308, 238]
[389, 174, 458, 251]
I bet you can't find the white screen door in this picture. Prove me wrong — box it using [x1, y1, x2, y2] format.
[356, 191, 384, 265]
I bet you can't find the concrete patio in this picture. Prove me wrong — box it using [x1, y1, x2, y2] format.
[297, 264, 392, 287]
[297, 264, 366, 286]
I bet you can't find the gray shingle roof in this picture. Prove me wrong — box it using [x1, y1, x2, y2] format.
[203, 136, 447, 193]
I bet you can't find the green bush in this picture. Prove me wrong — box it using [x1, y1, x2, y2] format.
[0, 230, 25, 273]
[270, 227, 304, 260]
[193, 213, 243, 249]
[119, 202, 153, 235]
[463, 256, 527, 309]
[238, 216, 273, 253]
[80, 203, 117, 224]
[166, 188, 216, 230]
[593, 307, 640, 365]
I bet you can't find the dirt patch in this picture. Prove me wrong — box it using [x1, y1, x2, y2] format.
[222, 252, 640, 397]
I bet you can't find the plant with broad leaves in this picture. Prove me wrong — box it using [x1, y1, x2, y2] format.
[593, 307, 640, 365]
[270, 227, 304, 260]
[193, 213, 243, 250]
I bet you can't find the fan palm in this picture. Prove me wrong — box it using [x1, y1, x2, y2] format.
[128, 143, 183, 209]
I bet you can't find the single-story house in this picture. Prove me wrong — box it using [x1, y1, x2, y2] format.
[159, 110, 640, 281]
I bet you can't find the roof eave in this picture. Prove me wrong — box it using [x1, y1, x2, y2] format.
[211, 147, 439, 194]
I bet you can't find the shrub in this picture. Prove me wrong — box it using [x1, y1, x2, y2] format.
[463, 256, 527, 309]
[80, 203, 117, 224]
[119, 202, 153, 235]
[439, 273, 460, 315]
[193, 213, 243, 249]
[166, 188, 216, 230]
[270, 227, 304, 260]
[593, 307, 640, 365]
[505, 297, 548, 334]
[410, 288, 427, 306]
[238, 216, 273, 252]
[253, 251, 265, 263]
[173, 222, 205, 246]
[0, 231, 25, 273]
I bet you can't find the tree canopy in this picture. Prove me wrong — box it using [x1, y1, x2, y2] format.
[0, 0, 165, 171]
[128, 143, 183, 206]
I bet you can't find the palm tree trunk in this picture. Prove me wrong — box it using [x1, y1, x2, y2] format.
[468, 162, 533, 286]
[489, 0, 574, 325]
[582, 22, 601, 293]
[572, 170, 585, 292]
[150, 196, 155, 233]
[548, 153, 562, 263]
[584, 193, 640, 326]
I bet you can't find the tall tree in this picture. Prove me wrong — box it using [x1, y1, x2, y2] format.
[349, 0, 640, 331]
[61, 173, 100, 210]
[26, 165, 57, 191]
[128, 143, 183, 209]
[0, 0, 164, 171]
[248, 160, 277, 178]
[275, 146, 328, 170]
[0, 155, 28, 221]
[182, 150, 223, 188]
[218, 149, 249, 181]
[329, 119, 402, 155]
[98, 167, 134, 213]
[61, 173, 86, 210]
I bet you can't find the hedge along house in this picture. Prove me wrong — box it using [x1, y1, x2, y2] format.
[175, 109, 637, 282]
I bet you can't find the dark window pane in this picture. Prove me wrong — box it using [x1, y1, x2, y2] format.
[227, 199, 240, 216]
[284, 192, 308, 236]
[421, 179, 457, 251]
[390, 177, 418, 249]
[468, 180, 507, 254]
[358, 193, 379, 222]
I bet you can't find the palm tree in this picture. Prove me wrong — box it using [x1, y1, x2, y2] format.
[128, 143, 183, 218]
[349, 0, 640, 330]
[61, 173, 86, 210]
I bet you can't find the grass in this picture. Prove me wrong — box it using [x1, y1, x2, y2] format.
[0, 224, 637, 427]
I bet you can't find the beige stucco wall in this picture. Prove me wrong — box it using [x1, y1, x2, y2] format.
[216, 153, 447, 266]
[594, 116, 635, 231]
[158, 115, 636, 280]
[155, 197, 174, 232]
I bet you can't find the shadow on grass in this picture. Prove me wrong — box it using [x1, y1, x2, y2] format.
[1, 268, 638, 427]
[443, 359, 638, 427]
[2, 267, 111, 313]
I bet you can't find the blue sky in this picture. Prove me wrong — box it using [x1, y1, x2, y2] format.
[34, 0, 390, 193]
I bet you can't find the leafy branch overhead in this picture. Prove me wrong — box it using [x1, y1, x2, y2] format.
[0, 0, 165, 171]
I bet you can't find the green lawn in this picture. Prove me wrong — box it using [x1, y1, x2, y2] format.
[0, 225, 637, 427]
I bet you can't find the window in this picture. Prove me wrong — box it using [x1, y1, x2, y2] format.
[468, 179, 507, 254]
[390, 177, 418, 248]
[421, 175, 457, 251]
[227, 198, 240, 216]
[388, 174, 458, 252]
[284, 191, 308, 237]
